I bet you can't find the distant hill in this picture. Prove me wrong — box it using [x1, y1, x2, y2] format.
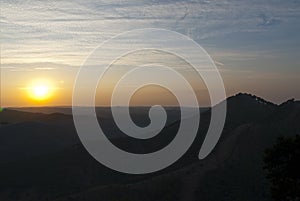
[0, 109, 71, 124]
[0, 93, 299, 201]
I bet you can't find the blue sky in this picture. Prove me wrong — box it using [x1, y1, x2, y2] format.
[1, 0, 300, 106]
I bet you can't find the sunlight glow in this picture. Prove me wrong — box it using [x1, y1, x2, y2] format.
[32, 85, 49, 99]
[27, 79, 55, 101]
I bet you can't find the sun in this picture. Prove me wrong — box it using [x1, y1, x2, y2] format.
[32, 85, 50, 100]
[27, 79, 54, 101]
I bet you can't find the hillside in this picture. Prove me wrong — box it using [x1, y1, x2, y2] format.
[0, 93, 299, 201]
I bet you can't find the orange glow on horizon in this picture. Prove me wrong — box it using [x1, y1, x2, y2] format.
[25, 78, 56, 102]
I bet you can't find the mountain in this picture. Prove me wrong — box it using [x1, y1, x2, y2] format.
[0, 93, 299, 201]
[0, 109, 71, 124]
[0, 110, 78, 162]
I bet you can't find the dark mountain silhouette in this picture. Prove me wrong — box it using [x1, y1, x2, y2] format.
[0, 109, 71, 124]
[0, 93, 299, 201]
[0, 121, 79, 162]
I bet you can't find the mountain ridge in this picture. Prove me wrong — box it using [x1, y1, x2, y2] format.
[0, 93, 299, 201]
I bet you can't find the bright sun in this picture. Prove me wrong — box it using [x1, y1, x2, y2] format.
[32, 85, 49, 99]
[27, 79, 54, 101]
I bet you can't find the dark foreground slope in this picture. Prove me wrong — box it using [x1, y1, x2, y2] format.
[0, 93, 299, 201]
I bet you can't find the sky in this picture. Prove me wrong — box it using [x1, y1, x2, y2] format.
[1, 0, 300, 107]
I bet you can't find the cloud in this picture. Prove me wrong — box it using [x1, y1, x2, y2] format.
[214, 61, 224, 67]
[257, 13, 280, 27]
[34, 67, 56, 70]
[1, 0, 300, 74]
[0, 62, 77, 72]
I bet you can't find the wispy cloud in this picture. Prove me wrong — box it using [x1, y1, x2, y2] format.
[1, 0, 300, 106]
[2, 0, 299, 68]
